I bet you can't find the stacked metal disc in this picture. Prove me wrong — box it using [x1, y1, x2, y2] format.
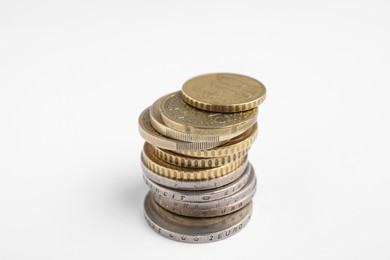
[138, 73, 266, 243]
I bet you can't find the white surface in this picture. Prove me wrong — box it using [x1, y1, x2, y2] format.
[1, 0, 389, 259]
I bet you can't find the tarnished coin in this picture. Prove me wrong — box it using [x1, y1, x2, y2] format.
[142, 142, 246, 181]
[143, 164, 252, 202]
[176, 123, 258, 158]
[160, 91, 258, 136]
[150, 94, 244, 142]
[141, 159, 249, 191]
[153, 145, 247, 168]
[153, 167, 256, 217]
[181, 73, 266, 112]
[144, 192, 253, 243]
[138, 108, 224, 151]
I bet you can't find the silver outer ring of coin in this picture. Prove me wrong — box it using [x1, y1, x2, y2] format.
[149, 93, 248, 143]
[143, 164, 252, 202]
[144, 192, 253, 243]
[138, 108, 224, 151]
[152, 171, 256, 217]
[141, 158, 249, 191]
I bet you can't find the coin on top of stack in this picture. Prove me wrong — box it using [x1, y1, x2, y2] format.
[138, 72, 266, 243]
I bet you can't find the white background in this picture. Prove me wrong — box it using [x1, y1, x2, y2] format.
[1, 0, 389, 259]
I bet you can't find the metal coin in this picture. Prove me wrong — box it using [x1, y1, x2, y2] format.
[153, 166, 256, 217]
[149, 94, 244, 142]
[138, 107, 224, 151]
[152, 145, 247, 168]
[159, 91, 258, 136]
[176, 123, 258, 158]
[141, 158, 249, 191]
[142, 142, 247, 180]
[144, 192, 253, 243]
[181, 73, 266, 112]
[143, 163, 253, 202]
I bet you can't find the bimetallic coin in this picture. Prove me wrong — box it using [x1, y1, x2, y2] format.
[153, 145, 247, 168]
[144, 192, 253, 243]
[143, 164, 252, 202]
[138, 108, 224, 151]
[141, 158, 249, 191]
[153, 167, 256, 217]
[142, 142, 246, 180]
[176, 123, 258, 158]
[150, 94, 244, 142]
[182, 73, 266, 112]
[159, 91, 258, 136]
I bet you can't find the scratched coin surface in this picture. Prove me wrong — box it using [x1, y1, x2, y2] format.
[142, 142, 246, 181]
[153, 167, 256, 217]
[176, 123, 258, 158]
[138, 108, 224, 151]
[144, 192, 253, 243]
[153, 145, 247, 168]
[182, 73, 266, 112]
[150, 94, 243, 142]
[143, 163, 252, 202]
[160, 91, 258, 136]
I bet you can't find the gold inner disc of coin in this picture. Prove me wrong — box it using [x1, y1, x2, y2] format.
[182, 73, 266, 112]
[160, 91, 258, 136]
[142, 142, 247, 180]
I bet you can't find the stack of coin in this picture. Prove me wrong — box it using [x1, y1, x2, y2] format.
[138, 73, 266, 243]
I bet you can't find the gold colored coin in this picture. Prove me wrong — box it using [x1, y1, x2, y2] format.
[152, 145, 248, 168]
[142, 142, 247, 181]
[176, 123, 258, 158]
[160, 91, 257, 136]
[138, 108, 224, 151]
[150, 94, 245, 142]
[182, 73, 266, 112]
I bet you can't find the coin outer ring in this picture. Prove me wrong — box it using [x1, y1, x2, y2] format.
[153, 145, 248, 168]
[138, 107, 224, 151]
[141, 158, 249, 191]
[153, 171, 256, 217]
[142, 142, 247, 181]
[144, 192, 253, 243]
[176, 123, 258, 158]
[143, 164, 252, 202]
[149, 94, 245, 142]
[159, 91, 258, 136]
[181, 73, 266, 112]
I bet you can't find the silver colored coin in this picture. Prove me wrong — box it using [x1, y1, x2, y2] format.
[144, 192, 253, 243]
[143, 164, 252, 202]
[141, 158, 249, 191]
[153, 167, 256, 217]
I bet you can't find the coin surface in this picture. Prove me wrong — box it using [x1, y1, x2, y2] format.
[153, 167, 256, 217]
[153, 145, 247, 168]
[141, 158, 249, 191]
[138, 108, 224, 151]
[150, 94, 244, 142]
[181, 73, 266, 112]
[144, 192, 253, 243]
[160, 91, 258, 136]
[142, 142, 246, 180]
[176, 123, 258, 158]
[143, 164, 252, 202]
